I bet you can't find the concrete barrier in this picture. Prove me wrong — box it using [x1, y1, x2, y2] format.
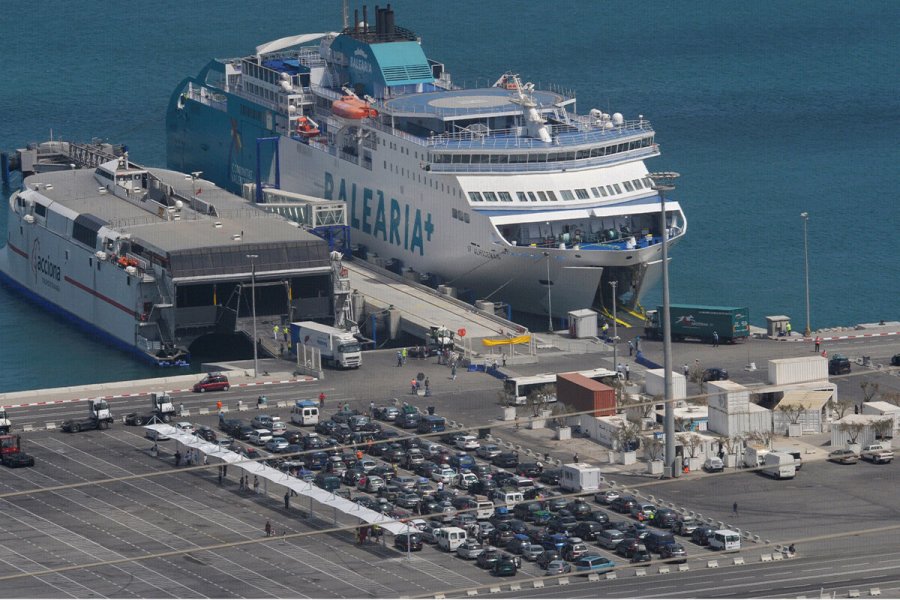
[488, 587, 500, 594]
[434, 594, 446, 600]
[238, 405, 249, 412]
[754, 535, 761, 543]
[733, 557, 745, 565]
[678, 564, 690, 572]
[773, 553, 784, 561]
[525, 448, 534, 456]
[606, 572, 617, 580]
[635, 568, 647, 577]
[658, 566, 670, 575]
[220, 407, 229, 414]
[466, 590, 478, 596]
[557, 577, 570, 586]
[199, 408, 210, 415]
[870, 588, 881, 596]
[181, 409, 191, 417]
[848, 590, 860, 598]
[45, 422, 56, 430]
[532, 580, 544, 589]
[22, 424, 34, 432]
[276, 400, 287, 408]
[509, 583, 520, 592]
[761, 554, 773, 562]
[587, 573, 600, 582]
[707, 560, 719, 568]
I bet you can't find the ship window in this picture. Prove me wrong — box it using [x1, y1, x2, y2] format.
[34, 203, 47, 217]
[546, 191, 559, 201]
[483, 192, 498, 202]
[560, 190, 575, 201]
[516, 192, 527, 202]
[468, 192, 483, 202]
[575, 188, 590, 199]
[452, 208, 459, 219]
[643, 177, 653, 188]
[623, 181, 635, 192]
[606, 185, 615, 195]
[527, 192, 538, 202]
[590, 187, 600, 198]
[65, 250, 69, 260]
[613, 183, 622, 193]
[537, 191, 548, 202]
[632, 179, 643, 189]
[498, 192, 512, 202]
[599, 186, 609, 197]
[464, 213, 470, 223]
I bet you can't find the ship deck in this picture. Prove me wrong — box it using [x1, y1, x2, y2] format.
[382, 87, 566, 120]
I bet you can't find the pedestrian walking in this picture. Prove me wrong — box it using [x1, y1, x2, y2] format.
[282, 326, 289, 342]
[174, 450, 182, 467]
[284, 491, 290, 509]
[319, 392, 326, 407]
[369, 400, 375, 416]
[265, 520, 272, 537]
[397, 350, 403, 367]
[424, 377, 431, 396]
[624, 364, 630, 381]
[151, 443, 158, 457]
[254, 475, 260, 495]
[273, 324, 279, 341]
[451, 363, 457, 380]
[814, 336, 821, 352]
[634, 336, 641, 353]
[401, 347, 407, 364]
[713, 331, 719, 347]
[239, 475, 245, 491]
[411, 378, 418, 394]
[682, 363, 689, 377]
[218, 466, 223, 485]
[628, 339, 634, 356]
[732, 501, 738, 517]
[573, 453, 579, 463]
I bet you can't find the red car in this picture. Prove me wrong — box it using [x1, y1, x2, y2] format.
[192, 373, 230, 392]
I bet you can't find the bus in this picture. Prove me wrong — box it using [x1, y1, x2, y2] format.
[503, 368, 619, 405]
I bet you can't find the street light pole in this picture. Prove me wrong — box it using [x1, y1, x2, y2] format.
[650, 172, 680, 479]
[610, 280, 618, 370]
[544, 251, 553, 332]
[801, 212, 811, 337]
[247, 254, 259, 378]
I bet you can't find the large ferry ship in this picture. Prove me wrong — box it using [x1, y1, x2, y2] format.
[166, 5, 686, 317]
[0, 142, 333, 366]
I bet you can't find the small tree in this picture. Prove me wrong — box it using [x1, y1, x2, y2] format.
[678, 433, 703, 458]
[860, 381, 880, 403]
[722, 434, 744, 458]
[497, 389, 515, 408]
[525, 384, 556, 417]
[872, 418, 893, 441]
[840, 422, 865, 444]
[614, 421, 641, 452]
[551, 401, 575, 428]
[642, 435, 665, 461]
[778, 402, 805, 425]
[827, 396, 855, 420]
[880, 390, 900, 407]
[688, 363, 706, 394]
[750, 429, 774, 450]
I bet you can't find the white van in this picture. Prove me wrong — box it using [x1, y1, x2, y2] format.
[709, 529, 741, 552]
[491, 490, 525, 506]
[435, 526, 467, 552]
[475, 500, 495, 520]
[290, 400, 320, 426]
[762, 452, 796, 480]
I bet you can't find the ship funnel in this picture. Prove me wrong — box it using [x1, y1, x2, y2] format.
[354, 9, 359, 33]
[375, 5, 382, 35]
[385, 4, 395, 35]
[362, 5, 368, 34]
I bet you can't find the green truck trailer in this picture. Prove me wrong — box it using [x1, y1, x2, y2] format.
[644, 305, 750, 343]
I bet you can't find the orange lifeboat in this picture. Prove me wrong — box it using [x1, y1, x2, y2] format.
[331, 96, 378, 119]
[295, 116, 320, 138]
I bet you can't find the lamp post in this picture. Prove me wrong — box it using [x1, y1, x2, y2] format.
[247, 254, 259, 378]
[610, 280, 618, 370]
[649, 171, 680, 478]
[801, 212, 811, 337]
[543, 251, 553, 332]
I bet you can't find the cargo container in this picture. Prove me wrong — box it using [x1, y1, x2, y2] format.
[559, 463, 604, 492]
[290, 321, 362, 368]
[645, 305, 749, 344]
[557, 373, 616, 417]
[644, 369, 687, 400]
[767, 356, 828, 385]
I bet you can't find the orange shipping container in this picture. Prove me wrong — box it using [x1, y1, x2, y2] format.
[557, 372, 616, 417]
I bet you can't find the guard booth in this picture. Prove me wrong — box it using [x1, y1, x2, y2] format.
[765, 315, 792, 338]
[568, 309, 598, 338]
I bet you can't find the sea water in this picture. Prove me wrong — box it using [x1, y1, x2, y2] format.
[0, 0, 897, 391]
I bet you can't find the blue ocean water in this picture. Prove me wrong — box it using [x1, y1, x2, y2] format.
[0, 1, 897, 392]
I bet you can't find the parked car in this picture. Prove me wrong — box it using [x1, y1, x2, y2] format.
[545, 559, 572, 576]
[573, 555, 616, 575]
[573, 521, 605, 541]
[492, 452, 519, 468]
[194, 425, 217, 442]
[373, 405, 400, 421]
[610, 495, 638, 514]
[248, 429, 273, 446]
[567, 500, 593, 519]
[828, 354, 852, 375]
[536, 549, 561, 570]
[477, 444, 502, 459]
[828, 448, 859, 464]
[651, 508, 677, 529]
[492, 558, 518, 577]
[701, 367, 728, 382]
[265, 437, 289, 453]
[539, 468, 562, 485]
[691, 526, 716, 546]
[630, 503, 656, 522]
[673, 516, 700, 536]
[521, 544, 544, 562]
[455, 435, 480, 450]
[192, 373, 229, 392]
[561, 539, 589, 561]
[703, 457, 725, 472]
[615, 538, 643, 558]
[476, 547, 503, 569]
[630, 546, 652, 564]
[397, 413, 421, 429]
[394, 532, 423, 551]
[586, 511, 610, 526]
[596, 528, 626, 550]
[595, 489, 620, 505]
[659, 542, 688, 563]
[456, 539, 485, 559]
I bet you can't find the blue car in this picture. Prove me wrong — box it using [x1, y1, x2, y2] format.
[573, 555, 616, 575]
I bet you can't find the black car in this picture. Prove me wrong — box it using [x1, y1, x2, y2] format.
[394, 532, 423, 551]
[492, 558, 518, 577]
[545, 495, 569, 513]
[891, 354, 900, 367]
[1, 452, 35, 468]
[651, 508, 677, 529]
[514, 501, 546, 521]
[536, 549, 561, 569]
[488, 528, 515, 547]
[476, 548, 503, 569]
[469, 479, 498, 496]
[235, 424, 254, 441]
[547, 516, 578, 535]
[567, 500, 592, 519]
[828, 355, 852, 375]
[470, 463, 494, 480]
[61, 416, 107, 433]
[701, 367, 729, 382]
[691, 526, 716, 546]
[516, 463, 543, 478]
[315, 420, 339, 435]
[573, 520, 605, 541]
[587, 511, 610, 525]
[397, 413, 421, 429]
[194, 425, 217, 442]
[220, 418, 242, 434]
[539, 468, 561, 485]
[615, 538, 643, 558]
[610, 495, 638, 514]
[492, 452, 519, 468]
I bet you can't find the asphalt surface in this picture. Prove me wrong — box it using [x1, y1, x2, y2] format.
[0, 331, 898, 598]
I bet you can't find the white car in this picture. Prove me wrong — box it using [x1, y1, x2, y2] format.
[476, 444, 502, 459]
[174, 422, 194, 434]
[457, 472, 479, 489]
[248, 429, 273, 446]
[271, 419, 287, 435]
[431, 467, 459, 485]
[455, 435, 480, 450]
[456, 540, 485, 559]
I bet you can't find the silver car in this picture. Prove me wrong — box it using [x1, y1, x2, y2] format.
[456, 540, 485, 560]
[521, 544, 544, 562]
[477, 444, 502, 459]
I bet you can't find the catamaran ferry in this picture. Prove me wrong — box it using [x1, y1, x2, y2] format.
[167, 4, 686, 317]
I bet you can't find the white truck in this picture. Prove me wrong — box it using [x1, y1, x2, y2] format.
[90, 399, 114, 425]
[291, 321, 362, 368]
[743, 446, 769, 468]
[761, 451, 796, 479]
[150, 393, 176, 422]
[860, 443, 894, 464]
[0, 409, 10, 434]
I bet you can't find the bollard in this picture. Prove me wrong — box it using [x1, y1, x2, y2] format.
[658, 566, 670, 574]
[678, 564, 690, 572]
[532, 580, 544, 589]
[635, 568, 647, 577]
[733, 557, 745, 565]
[587, 573, 600, 582]
[606, 572, 617, 580]
[707, 560, 719, 568]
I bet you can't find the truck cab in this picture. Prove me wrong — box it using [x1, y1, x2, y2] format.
[89, 399, 113, 424]
[151, 392, 176, 422]
[0, 409, 10, 434]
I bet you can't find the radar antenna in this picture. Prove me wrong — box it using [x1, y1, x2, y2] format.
[503, 74, 552, 143]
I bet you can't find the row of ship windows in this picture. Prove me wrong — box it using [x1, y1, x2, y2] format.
[432, 137, 654, 165]
[383, 160, 462, 197]
[451, 208, 470, 223]
[467, 177, 655, 203]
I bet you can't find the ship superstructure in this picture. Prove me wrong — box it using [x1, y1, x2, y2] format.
[0, 143, 332, 365]
[167, 5, 686, 317]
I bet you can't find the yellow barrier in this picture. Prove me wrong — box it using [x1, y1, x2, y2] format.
[482, 335, 531, 347]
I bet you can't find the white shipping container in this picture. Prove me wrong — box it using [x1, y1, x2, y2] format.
[568, 309, 598, 339]
[644, 369, 687, 400]
[831, 415, 880, 448]
[862, 401, 900, 431]
[560, 463, 604, 492]
[768, 356, 828, 385]
[709, 404, 771, 438]
[707, 380, 751, 413]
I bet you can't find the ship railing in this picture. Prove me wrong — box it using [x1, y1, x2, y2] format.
[184, 87, 228, 112]
[426, 146, 659, 174]
[427, 120, 653, 149]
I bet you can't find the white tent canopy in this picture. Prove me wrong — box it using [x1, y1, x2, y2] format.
[144, 424, 408, 535]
